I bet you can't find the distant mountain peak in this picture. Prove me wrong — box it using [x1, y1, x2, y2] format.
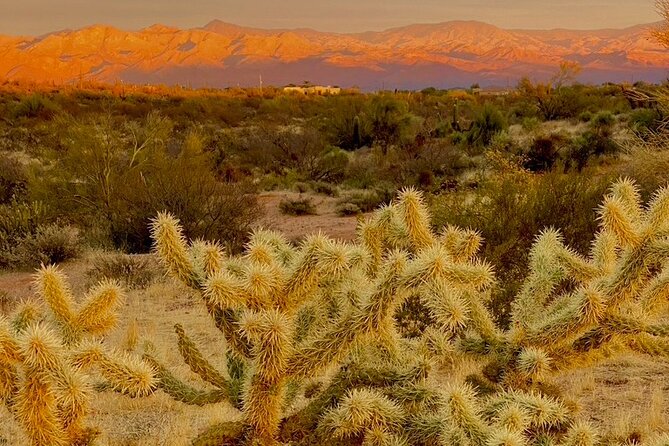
[0, 20, 666, 90]
[143, 24, 180, 33]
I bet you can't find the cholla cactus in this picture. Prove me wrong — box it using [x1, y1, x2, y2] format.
[0, 266, 156, 446]
[151, 181, 669, 445]
[149, 188, 494, 445]
[446, 179, 669, 390]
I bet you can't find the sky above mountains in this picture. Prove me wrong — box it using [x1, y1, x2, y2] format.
[3, 0, 661, 35]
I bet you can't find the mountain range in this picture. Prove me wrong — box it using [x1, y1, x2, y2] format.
[1, 20, 667, 90]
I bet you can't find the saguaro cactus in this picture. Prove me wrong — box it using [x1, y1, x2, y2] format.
[0, 266, 156, 446]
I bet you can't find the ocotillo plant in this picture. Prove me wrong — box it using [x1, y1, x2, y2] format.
[150, 188, 495, 445]
[0, 266, 156, 446]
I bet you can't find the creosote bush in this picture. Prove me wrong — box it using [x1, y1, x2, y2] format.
[278, 197, 317, 216]
[86, 253, 159, 290]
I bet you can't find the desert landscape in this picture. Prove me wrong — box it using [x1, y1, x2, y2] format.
[1, 1, 669, 445]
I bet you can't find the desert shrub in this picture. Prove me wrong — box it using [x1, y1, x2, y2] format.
[578, 111, 593, 122]
[279, 196, 317, 216]
[0, 201, 54, 268]
[567, 132, 618, 173]
[523, 134, 567, 172]
[630, 107, 662, 134]
[336, 202, 362, 216]
[521, 116, 541, 131]
[311, 181, 339, 197]
[293, 182, 310, 193]
[467, 103, 507, 147]
[10, 93, 60, 119]
[328, 99, 373, 150]
[336, 188, 392, 214]
[17, 223, 81, 266]
[86, 253, 158, 289]
[591, 110, 615, 128]
[367, 94, 419, 151]
[32, 115, 261, 253]
[0, 154, 27, 204]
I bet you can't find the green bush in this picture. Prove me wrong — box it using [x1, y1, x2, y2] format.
[521, 116, 541, 131]
[279, 197, 317, 216]
[578, 111, 593, 123]
[11, 93, 60, 119]
[0, 155, 27, 204]
[86, 253, 158, 289]
[17, 224, 81, 266]
[467, 103, 507, 147]
[630, 108, 662, 133]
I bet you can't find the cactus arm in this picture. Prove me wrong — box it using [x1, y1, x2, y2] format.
[210, 307, 253, 359]
[34, 265, 76, 331]
[171, 324, 245, 406]
[74, 344, 156, 398]
[599, 195, 641, 248]
[142, 355, 232, 406]
[0, 361, 18, 403]
[244, 310, 293, 445]
[398, 188, 435, 251]
[75, 280, 125, 338]
[174, 324, 232, 390]
[15, 370, 68, 446]
[642, 185, 669, 237]
[443, 384, 490, 446]
[641, 265, 669, 315]
[463, 291, 503, 343]
[151, 213, 199, 289]
[525, 287, 605, 347]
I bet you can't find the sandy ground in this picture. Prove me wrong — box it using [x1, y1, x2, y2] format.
[257, 191, 359, 242]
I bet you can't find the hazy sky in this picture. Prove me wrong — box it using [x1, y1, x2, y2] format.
[1, 0, 661, 35]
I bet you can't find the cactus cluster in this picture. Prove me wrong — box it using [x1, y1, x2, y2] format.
[146, 179, 669, 446]
[454, 179, 669, 389]
[0, 266, 156, 446]
[150, 189, 495, 445]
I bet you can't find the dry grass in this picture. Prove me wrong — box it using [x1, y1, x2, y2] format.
[556, 354, 669, 444]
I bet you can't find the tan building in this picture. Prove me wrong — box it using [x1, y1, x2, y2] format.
[283, 85, 342, 95]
